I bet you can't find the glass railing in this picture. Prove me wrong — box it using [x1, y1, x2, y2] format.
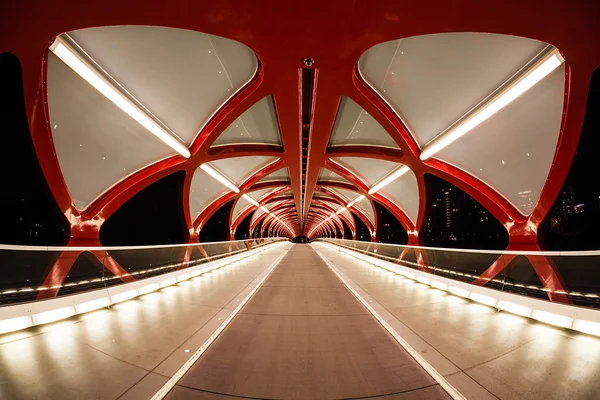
[316, 238, 600, 309]
[0, 238, 286, 306]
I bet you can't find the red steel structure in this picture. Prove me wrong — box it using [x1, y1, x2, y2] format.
[1, 0, 599, 303]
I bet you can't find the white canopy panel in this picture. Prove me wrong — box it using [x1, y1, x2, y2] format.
[210, 156, 278, 185]
[358, 33, 548, 147]
[353, 196, 375, 225]
[232, 200, 253, 225]
[258, 167, 290, 183]
[251, 207, 267, 227]
[47, 52, 175, 210]
[436, 64, 565, 215]
[379, 168, 420, 224]
[212, 96, 282, 146]
[331, 188, 361, 203]
[250, 188, 279, 202]
[328, 97, 399, 148]
[68, 26, 257, 146]
[332, 157, 398, 186]
[314, 199, 354, 229]
[189, 168, 230, 219]
[318, 168, 352, 183]
[231, 186, 284, 222]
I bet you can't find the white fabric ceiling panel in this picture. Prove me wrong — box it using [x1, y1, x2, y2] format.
[232, 187, 281, 222]
[258, 167, 289, 182]
[46, 52, 176, 210]
[251, 201, 281, 226]
[331, 188, 361, 202]
[249, 188, 277, 202]
[251, 207, 267, 226]
[353, 196, 375, 225]
[318, 168, 351, 183]
[339, 208, 354, 225]
[358, 33, 548, 147]
[212, 96, 281, 146]
[210, 156, 278, 185]
[379, 168, 420, 224]
[435, 64, 565, 216]
[189, 168, 230, 219]
[316, 201, 353, 227]
[332, 157, 398, 186]
[328, 97, 398, 148]
[68, 26, 257, 145]
[232, 196, 255, 224]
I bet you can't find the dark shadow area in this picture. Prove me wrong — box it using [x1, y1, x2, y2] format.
[424, 174, 508, 250]
[293, 236, 308, 243]
[253, 219, 263, 239]
[375, 201, 408, 245]
[0, 53, 69, 245]
[100, 171, 186, 245]
[200, 199, 233, 242]
[541, 67, 600, 250]
[354, 213, 370, 242]
[342, 219, 353, 239]
[235, 213, 252, 240]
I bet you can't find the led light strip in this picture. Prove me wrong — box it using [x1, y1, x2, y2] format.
[419, 49, 564, 160]
[200, 163, 240, 193]
[0, 242, 285, 335]
[150, 245, 290, 400]
[321, 242, 600, 337]
[313, 246, 466, 400]
[49, 37, 190, 158]
[368, 166, 410, 195]
[241, 194, 259, 206]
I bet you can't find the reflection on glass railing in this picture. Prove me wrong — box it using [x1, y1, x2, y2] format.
[0, 238, 284, 306]
[317, 238, 600, 309]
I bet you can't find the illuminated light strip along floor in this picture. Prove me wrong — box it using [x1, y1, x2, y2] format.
[321, 243, 600, 337]
[332, 244, 600, 299]
[312, 245, 467, 400]
[0, 242, 285, 335]
[150, 247, 289, 400]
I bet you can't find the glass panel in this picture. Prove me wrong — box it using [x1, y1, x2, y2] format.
[0, 239, 284, 307]
[314, 239, 600, 312]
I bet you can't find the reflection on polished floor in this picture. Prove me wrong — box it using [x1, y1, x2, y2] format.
[313, 243, 600, 400]
[0, 244, 292, 400]
[165, 245, 449, 399]
[2, 243, 600, 399]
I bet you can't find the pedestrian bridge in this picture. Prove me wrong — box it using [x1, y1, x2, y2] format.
[1, 1, 599, 399]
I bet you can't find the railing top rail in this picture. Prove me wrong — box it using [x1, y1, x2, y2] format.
[316, 238, 600, 257]
[0, 238, 288, 252]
